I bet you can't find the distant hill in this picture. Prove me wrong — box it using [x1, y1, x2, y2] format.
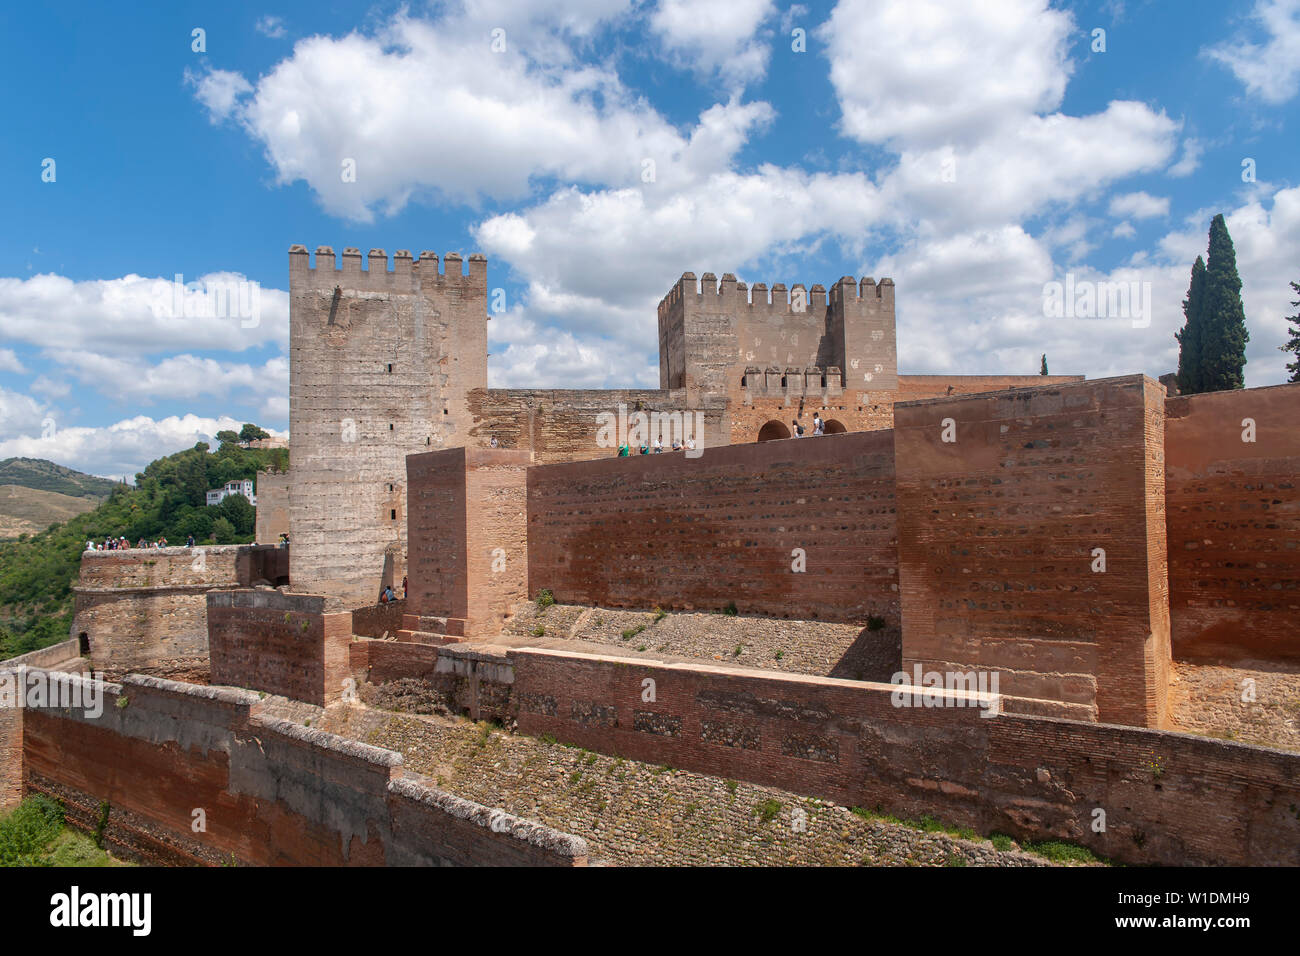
[0, 485, 100, 539]
[0, 458, 119, 499]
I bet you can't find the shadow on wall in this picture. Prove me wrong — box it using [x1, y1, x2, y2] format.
[829, 622, 902, 682]
[757, 420, 791, 442]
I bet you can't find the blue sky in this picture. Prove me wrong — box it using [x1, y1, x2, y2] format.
[1, 0, 1297, 479]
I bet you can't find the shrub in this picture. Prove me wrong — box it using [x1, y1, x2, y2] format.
[536, 589, 555, 609]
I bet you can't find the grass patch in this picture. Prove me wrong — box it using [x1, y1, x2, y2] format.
[621, 624, 646, 640]
[532, 625, 545, 637]
[535, 589, 555, 609]
[755, 799, 783, 824]
[989, 833, 1015, 852]
[653, 607, 666, 622]
[1021, 840, 1105, 865]
[0, 796, 128, 867]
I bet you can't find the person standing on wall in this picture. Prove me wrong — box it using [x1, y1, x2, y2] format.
[792, 419, 805, 438]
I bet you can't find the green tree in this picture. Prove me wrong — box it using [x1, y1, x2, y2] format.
[1197, 214, 1250, 391]
[210, 517, 236, 544]
[1175, 255, 1206, 394]
[1280, 281, 1300, 384]
[215, 430, 239, 445]
[238, 423, 270, 443]
[1040, 354, 1048, 375]
[216, 493, 255, 537]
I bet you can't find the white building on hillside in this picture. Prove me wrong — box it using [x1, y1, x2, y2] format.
[206, 479, 257, 507]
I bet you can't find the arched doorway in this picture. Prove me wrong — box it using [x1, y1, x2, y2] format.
[823, 419, 848, 434]
[757, 420, 791, 442]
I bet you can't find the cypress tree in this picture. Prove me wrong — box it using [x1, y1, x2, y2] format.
[1040, 354, 1048, 375]
[1198, 214, 1249, 391]
[1281, 281, 1300, 384]
[1175, 256, 1206, 394]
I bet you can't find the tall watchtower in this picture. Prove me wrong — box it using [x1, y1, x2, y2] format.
[287, 245, 488, 605]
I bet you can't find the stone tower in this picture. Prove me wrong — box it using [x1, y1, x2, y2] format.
[656, 272, 897, 402]
[287, 245, 488, 605]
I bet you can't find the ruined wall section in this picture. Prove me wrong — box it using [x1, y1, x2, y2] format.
[15, 671, 587, 865]
[71, 546, 284, 671]
[352, 644, 1300, 867]
[895, 375, 1171, 727]
[288, 245, 487, 605]
[1165, 383, 1300, 663]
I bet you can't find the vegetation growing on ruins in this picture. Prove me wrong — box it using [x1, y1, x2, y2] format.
[0, 795, 127, 867]
[0, 432, 287, 657]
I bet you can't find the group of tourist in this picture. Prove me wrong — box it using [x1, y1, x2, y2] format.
[616, 435, 698, 456]
[86, 536, 169, 552]
[791, 413, 827, 437]
[377, 576, 408, 604]
[84, 533, 200, 552]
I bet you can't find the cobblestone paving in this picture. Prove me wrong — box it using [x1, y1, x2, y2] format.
[272, 699, 1070, 867]
[501, 602, 890, 679]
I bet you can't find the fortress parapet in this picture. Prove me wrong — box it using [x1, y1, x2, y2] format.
[289, 244, 488, 294]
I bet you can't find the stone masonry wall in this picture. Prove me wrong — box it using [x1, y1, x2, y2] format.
[468, 388, 729, 462]
[207, 590, 353, 706]
[894, 375, 1171, 727]
[526, 429, 899, 624]
[254, 469, 291, 544]
[13, 669, 587, 866]
[71, 545, 284, 671]
[1165, 383, 1300, 663]
[354, 643, 1300, 866]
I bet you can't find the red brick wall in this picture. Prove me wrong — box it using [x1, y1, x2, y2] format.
[406, 447, 530, 636]
[894, 375, 1171, 727]
[501, 646, 1300, 866]
[350, 598, 407, 639]
[407, 449, 470, 624]
[207, 590, 353, 706]
[525, 430, 898, 623]
[1165, 383, 1300, 663]
[18, 672, 587, 866]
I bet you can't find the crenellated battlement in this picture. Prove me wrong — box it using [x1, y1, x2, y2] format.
[289, 244, 488, 293]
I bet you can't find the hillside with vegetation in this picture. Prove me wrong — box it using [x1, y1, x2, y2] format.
[0, 457, 120, 499]
[0, 430, 287, 659]
[0, 485, 102, 539]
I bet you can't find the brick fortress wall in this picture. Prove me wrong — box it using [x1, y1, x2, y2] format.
[349, 642, 1300, 867]
[1165, 382, 1300, 663]
[894, 375, 1171, 727]
[6, 668, 586, 865]
[207, 589, 353, 706]
[525, 430, 899, 624]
